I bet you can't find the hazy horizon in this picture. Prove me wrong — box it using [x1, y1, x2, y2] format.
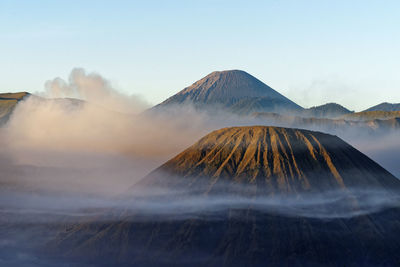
[1, 0, 400, 111]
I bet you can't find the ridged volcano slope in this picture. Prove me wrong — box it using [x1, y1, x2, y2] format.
[141, 126, 400, 194]
[52, 126, 400, 266]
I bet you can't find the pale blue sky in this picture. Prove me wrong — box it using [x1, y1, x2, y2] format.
[1, 0, 399, 111]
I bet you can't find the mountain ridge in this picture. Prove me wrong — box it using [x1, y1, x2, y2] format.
[364, 102, 400, 112]
[303, 102, 353, 118]
[341, 110, 400, 121]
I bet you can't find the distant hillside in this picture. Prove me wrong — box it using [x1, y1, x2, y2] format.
[0, 92, 30, 124]
[0, 92, 88, 126]
[152, 70, 303, 115]
[302, 102, 353, 118]
[341, 110, 400, 121]
[0, 92, 30, 100]
[253, 112, 400, 133]
[364, 102, 400, 112]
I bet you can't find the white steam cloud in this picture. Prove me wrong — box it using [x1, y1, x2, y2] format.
[43, 68, 149, 114]
[0, 68, 214, 195]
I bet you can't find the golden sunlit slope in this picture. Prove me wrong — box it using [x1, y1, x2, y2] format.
[141, 126, 400, 194]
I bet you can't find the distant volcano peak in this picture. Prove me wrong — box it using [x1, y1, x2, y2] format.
[178, 69, 274, 98]
[153, 70, 303, 114]
[203, 69, 246, 76]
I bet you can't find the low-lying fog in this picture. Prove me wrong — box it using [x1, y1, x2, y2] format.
[2, 186, 399, 221]
[1, 68, 399, 266]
